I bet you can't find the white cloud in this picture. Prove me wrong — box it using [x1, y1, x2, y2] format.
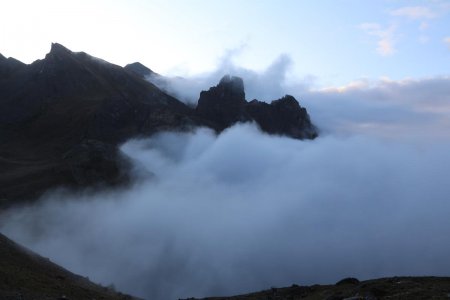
[390, 6, 436, 19]
[360, 23, 397, 56]
[147, 52, 301, 104]
[152, 54, 450, 140]
[305, 76, 450, 140]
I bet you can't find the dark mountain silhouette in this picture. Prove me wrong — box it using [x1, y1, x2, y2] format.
[0, 43, 194, 143]
[196, 75, 318, 139]
[124, 62, 158, 78]
[0, 43, 198, 206]
[0, 232, 137, 300]
[0, 54, 26, 79]
[0, 43, 317, 207]
[124, 61, 175, 97]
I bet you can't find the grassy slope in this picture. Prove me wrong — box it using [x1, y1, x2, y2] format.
[0, 232, 137, 300]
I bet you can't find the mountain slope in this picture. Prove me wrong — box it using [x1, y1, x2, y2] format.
[0, 43, 194, 147]
[0, 232, 136, 300]
[0, 44, 317, 207]
[0, 44, 197, 206]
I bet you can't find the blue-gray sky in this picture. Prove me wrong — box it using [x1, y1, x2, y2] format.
[1, 0, 449, 86]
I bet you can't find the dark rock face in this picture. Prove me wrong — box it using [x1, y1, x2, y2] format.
[196, 75, 248, 130]
[0, 43, 193, 136]
[0, 44, 317, 206]
[0, 54, 25, 80]
[0, 43, 197, 206]
[247, 96, 317, 139]
[196, 75, 318, 139]
[62, 140, 130, 186]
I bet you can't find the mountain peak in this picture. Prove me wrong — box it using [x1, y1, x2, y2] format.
[45, 43, 75, 63]
[219, 74, 243, 85]
[218, 75, 245, 98]
[196, 75, 246, 111]
[124, 62, 156, 78]
[197, 75, 317, 138]
[50, 42, 71, 54]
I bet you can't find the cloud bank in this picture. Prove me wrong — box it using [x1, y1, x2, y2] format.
[304, 76, 450, 140]
[1, 56, 450, 300]
[152, 51, 450, 140]
[2, 124, 450, 300]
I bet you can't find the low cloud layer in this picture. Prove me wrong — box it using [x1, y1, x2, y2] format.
[304, 76, 450, 140]
[2, 124, 450, 299]
[1, 57, 450, 300]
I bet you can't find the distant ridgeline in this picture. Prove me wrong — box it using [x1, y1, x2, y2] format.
[0, 43, 318, 206]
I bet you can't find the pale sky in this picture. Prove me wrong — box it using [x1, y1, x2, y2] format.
[1, 0, 449, 86]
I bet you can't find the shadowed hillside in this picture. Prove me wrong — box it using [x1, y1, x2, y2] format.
[0, 232, 137, 300]
[0, 43, 317, 208]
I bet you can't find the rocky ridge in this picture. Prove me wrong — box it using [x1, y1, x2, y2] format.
[0, 43, 317, 207]
[196, 75, 317, 139]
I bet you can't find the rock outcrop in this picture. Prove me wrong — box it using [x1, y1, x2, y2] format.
[196, 75, 248, 130]
[196, 75, 318, 139]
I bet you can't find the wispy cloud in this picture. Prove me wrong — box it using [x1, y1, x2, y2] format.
[419, 21, 429, 31]
[418, 21, 430, 43]
[444, 37, 450, 50]
[360, 23, 397, 56]
[419, 35, 430, 44]
[390, 6, 436, 19]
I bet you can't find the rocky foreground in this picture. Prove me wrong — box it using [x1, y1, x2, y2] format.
[0, 232, 137, 300]
[184, 277, 450, 300]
